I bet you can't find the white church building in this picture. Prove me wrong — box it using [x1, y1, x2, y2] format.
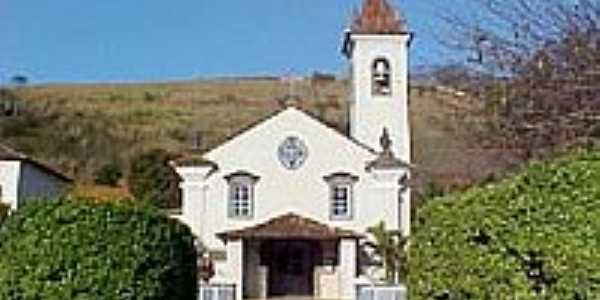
[174, 0, 412, 299]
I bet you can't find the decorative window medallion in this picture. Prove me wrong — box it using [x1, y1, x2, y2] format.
[278, 136, 308, 170]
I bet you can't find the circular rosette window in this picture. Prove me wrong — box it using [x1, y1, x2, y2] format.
[277, 136, 308, 170]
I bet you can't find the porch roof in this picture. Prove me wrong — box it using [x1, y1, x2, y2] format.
[217, 213, 364, 241]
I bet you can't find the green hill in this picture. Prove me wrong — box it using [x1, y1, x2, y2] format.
[0, 78, 519, 192]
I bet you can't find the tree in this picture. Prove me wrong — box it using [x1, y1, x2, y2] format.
[128, 149, 180, 208]
[365, 221, 408, 284]
[440, 0, 600, 158]
[0, 199, 198, 299]
[409, 148, 600, 299]
[94, 162, 124, 187]
[0, 88, 22, 117]
[10, 75, 28, 86]
[0, 203, 8, 225]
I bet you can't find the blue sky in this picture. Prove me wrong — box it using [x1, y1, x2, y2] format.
[0, 0, 471, 84]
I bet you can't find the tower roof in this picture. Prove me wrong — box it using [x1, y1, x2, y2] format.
[351, 0, 407, 34]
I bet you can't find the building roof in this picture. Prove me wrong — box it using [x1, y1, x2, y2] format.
[0, 144, 73, 183]
[217, 212, 364, 241]
[366, 150, 410, 171]
[0, 143, 27, 161]
[172, 105, 376, 167]
[351, 0, 408, 34]
[171, 153, 218, 168]
[366, 128, 410, 171]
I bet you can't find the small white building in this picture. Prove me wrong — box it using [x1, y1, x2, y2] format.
[174, 0, 412, 299]
[0, 144, 72, 210]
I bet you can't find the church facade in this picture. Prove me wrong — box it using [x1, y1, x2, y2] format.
[173, 1, 412, 299]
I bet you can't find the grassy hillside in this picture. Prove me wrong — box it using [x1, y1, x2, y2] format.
[0, 77, 520, 194]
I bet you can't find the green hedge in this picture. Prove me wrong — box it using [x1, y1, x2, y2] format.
[409, 149, 600, 299]
[0, 199, 198, 300]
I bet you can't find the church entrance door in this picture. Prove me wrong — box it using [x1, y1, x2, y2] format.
[265, 240, 317, 297]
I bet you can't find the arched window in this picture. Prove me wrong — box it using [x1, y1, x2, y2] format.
[372, 58, 392, 96]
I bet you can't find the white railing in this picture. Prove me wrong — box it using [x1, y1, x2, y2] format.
[357, 284, 407, 300]
[198, 283, 236, 300]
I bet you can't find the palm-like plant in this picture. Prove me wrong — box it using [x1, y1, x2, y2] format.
[365, 221, 408, 284]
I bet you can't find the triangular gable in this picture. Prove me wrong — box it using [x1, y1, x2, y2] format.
[201, 106, 376, 161]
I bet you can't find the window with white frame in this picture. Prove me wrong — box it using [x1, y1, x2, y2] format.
[225, 171, 259, 219]
[324, 173, 359, 220]
[332, 184, 351, 218]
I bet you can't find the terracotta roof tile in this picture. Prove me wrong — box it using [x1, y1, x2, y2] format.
[217, 213, 363, 241]
[351, 0, 407, 34]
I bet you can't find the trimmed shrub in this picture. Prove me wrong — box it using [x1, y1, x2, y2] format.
[0, 199, 198, 300]
[94, 162, 124, 186]
[409, 149, 600, 299]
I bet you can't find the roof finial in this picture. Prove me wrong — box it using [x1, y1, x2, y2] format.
[380, 127, 392, 152]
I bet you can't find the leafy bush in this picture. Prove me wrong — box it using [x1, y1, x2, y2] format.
[409, 149, 600, 299]
[128, 149, 180, 208]
[94, 162, 124, 186]
[0, 199, 198, 300]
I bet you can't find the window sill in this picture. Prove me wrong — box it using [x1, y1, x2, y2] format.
[228, 216, 254, 221]
[330, 216, 353, 222]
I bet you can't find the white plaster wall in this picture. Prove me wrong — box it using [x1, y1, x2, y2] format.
[226, 240, 243, 300]
[176, 174, 208, 239]
[315, 265, 340, 299]
[190, 108, 402, 251]
[18, 162, 68, 208]
[176, 108, 411, 291]
[339, 239, 358, 300]
[400, 188, 411, 237]
[0, 161, 21, 210]
[349, 34, 411, 163]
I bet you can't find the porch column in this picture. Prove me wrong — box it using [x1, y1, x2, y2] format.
[227, 239, 244, 300]
[339, 238, 358, 300]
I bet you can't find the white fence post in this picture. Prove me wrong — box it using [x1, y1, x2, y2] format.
[199, 283, 236, 300]
[356, 284, 407, 300]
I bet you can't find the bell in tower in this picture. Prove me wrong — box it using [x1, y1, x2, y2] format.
[372, 58, 392, 96]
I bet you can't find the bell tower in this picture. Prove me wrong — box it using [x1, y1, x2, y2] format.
[343, 0, 412, 163]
